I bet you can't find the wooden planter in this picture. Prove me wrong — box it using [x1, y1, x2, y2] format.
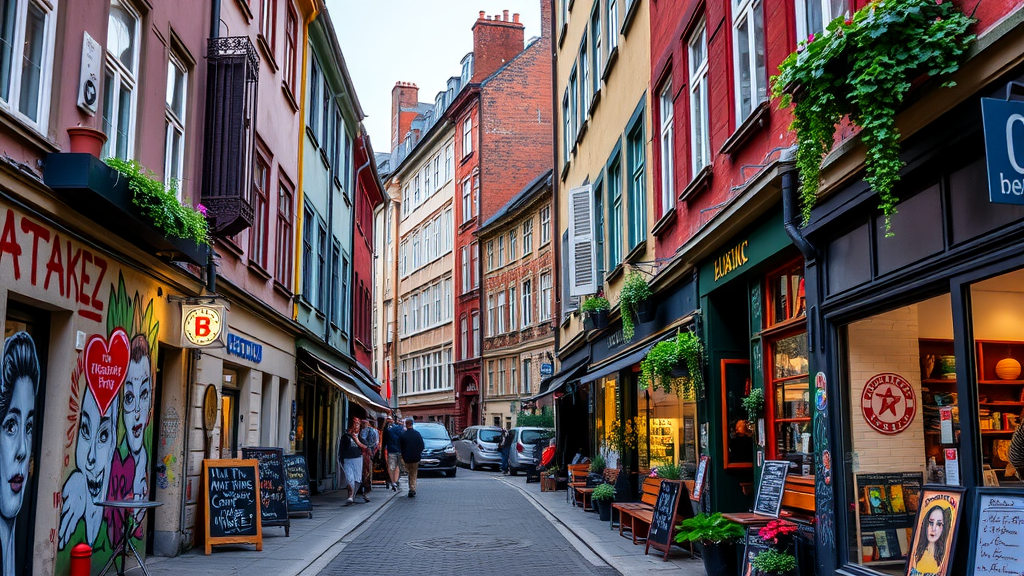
[541, 475, 558, 492]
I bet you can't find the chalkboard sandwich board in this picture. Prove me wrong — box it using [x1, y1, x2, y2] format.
[753, 460, 790, 518]
[968, 488, 1023, 576]
[645, 480, 687, 561]
[242, 447, 291, 535]
[202, 459, 263, 555]
[283, 454, 313, 518]
[740, 526, 772, 576]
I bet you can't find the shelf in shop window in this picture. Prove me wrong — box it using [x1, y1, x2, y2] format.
[977, 380, 1024, 385]
[978, 402, 1024, 407]
[980, 430, 1017, 435]
[773, 417, 812, 423]
[922, 379, 958, 385]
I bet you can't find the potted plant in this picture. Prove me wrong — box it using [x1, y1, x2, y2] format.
[674, 513, 744, 574]
[752, 550, 797, 576]
[66, 127, 107, 157]
[581, 296, 610, 330]
[772, 0, 974, 235]
[742, 387, 765, 424]
[619, 271, 651, 341]
[640, 331, 705, 396]
[655, 462, 681, 480]
[592, 483, 615, 521]
[106, 157, 210, 246]
[541, 466, 559, 492]
[589, 454, 606, 474]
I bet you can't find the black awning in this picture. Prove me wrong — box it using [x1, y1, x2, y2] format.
[299, 348, 391, 413]
[525, 358, 589, 401]
[579, 342, 656, 385]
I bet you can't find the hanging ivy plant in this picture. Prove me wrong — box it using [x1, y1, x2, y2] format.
[772, 0, 974, 235]
[107, 157, 210, 246]
[640, 331, 705, 396]
[619, 271, 651, 342]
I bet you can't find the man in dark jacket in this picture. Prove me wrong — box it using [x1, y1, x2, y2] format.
[382, 416, 405, 491]
[499, 427, 514, 474]
[398, 418, 424, 497]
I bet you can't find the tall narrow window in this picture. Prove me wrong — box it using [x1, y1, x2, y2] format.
[316, 222, 327, 311]
[523, 219, 533, 255]
[276, 180, 293, 284]
[580, 38, 590, 114]
[487, 241, 494, 271]
[607, 0, 619, 53]
[471, 311, 480, 357]
[487, 294, 496, 336]
[509, 230, 517, 261]
[460, 315, 468, 360]
[522, 359, 532, 394]
[284, 4, 298, 96]
[330, 241, 340, 324]
[103, 0, 141, 160]
[461, 246, 470, 293]
[472, 173, 480, 218]
[433, 155, 440, 189]
[462, 117, 473, 157]
[658, 80, 674, 215]
[445, 143, 454, 180]
[497, 291, 506, 333]
[732, 0, 766, 123]
[591, 6, 602, 88]
[522, 279, 533, 328]
[627, 122, 646, 250]
[471, 242, 479, 289]
[260, 0, 277, 50]
[251, 156, 270, 269]
[0, 0, 54, 128]
[569, 67, 578, 139]
[498, 236, 505, 267]
[165, 53, 188, 197]
[462, 178, 472, 223]
[795, 0, 845, 42]
[540, 273, 552, 321]
[608, 156, 623, 268]
[508, 286, 517, 331]
[540, 206, 551, 245]
[308, 58, 320, 143]
[689, 21, 710, 175]
[340, 256, 349, 330]
[562, 91, 571, 163]
[301, 206, 314, 301]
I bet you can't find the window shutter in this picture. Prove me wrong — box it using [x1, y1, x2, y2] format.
[568, 185, 596, 296]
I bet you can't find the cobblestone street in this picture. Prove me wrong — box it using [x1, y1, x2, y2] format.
[317, 471, 622, 576]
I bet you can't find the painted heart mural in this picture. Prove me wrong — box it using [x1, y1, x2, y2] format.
[84, 327, 130, 415]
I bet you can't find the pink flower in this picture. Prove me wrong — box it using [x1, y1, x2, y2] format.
[808, 33, 816, 43]
[196, 204, 208, 217]
[936, 0, 943, 4]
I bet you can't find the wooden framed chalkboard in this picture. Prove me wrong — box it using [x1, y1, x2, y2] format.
[740, 525, 772, 576]
[283, 453, 313, 518]
[968, 488, 1024, 576]
[753, 460, 789, 518]
[241, 447, 291, 535]
[202, 459, 263, 555]
[645, 480, 684, 560]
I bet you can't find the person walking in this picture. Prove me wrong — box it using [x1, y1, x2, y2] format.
[499, 426, 514, 475]
[339, 419, 367, 506]
[359, 418, 380, 498]
[398, 418, 424, 498]
[382, 416, 405, 491]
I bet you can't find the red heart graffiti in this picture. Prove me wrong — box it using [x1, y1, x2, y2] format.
[84, 328, 130, 415]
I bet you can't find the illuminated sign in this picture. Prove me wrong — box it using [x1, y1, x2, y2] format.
[181, 304, 225, 347]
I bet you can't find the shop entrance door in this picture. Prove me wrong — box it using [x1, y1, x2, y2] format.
[220, 378, 240, 459]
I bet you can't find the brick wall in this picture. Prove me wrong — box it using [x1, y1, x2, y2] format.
[472, 12, 526, 82]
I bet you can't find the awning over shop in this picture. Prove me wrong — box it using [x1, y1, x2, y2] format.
[299, 349, 391, 413]
[525, 358, 589, 401]
[579, 342, 656, 385]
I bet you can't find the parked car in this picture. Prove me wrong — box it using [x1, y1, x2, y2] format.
[413, 422, 457, 477]
[506, 427, 554, 475]
[453, 425, 503, 470]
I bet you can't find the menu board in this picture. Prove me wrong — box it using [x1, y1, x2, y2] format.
[741, 526, 772, 576]
[202, 459, 263, 554]
[753, 460, 790, 518]
[856, 472, 922, 563]
[241, 447, 291, 533]
[284, 454, 313, 517]
[970, 489, 1024, 575]
[645, 480, 683, 559]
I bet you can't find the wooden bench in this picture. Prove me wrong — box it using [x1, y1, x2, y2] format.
[569, 466, 595, 510]
[612, 477, 663, 544]
[566, 464, 590, 507]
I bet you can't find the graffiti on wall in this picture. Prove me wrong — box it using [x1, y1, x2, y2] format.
[56, 273, 159, 572]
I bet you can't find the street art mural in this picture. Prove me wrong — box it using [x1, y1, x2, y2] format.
[0, 331, 40, 576]
[56, 273, 159, 575]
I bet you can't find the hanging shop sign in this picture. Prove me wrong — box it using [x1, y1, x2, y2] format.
[861, 373, 917, 435]
[982, 96, 1024, 205]
[541, 363, 554, 376]
[181, 304, 225, 347]
[699, 211, 791, 296]
[227, 333, 263, 363]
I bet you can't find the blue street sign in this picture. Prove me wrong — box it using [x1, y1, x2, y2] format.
[541, 363, 553, 376]
[982, 97, 1024, 205]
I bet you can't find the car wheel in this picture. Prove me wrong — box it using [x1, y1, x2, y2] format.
[469, 456, 477, 471]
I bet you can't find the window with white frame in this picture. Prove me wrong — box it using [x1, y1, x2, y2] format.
[569, 67, 578, 140]
[487, 241, 494, 271]
[461, 246, 470, 293]
[540, 272, 552, 321]
[103, 0, 141, 160]
[472, 173, 479, 218]
[591, 6, 602, 89]
[522, 359, 532, 394]
[607, 0, 618, 53]
[509, 230, 517, 261]
[462, 178, 472, 223]
[511, 362, 517, 396]
[471, 312, 480, 356]
[522, 279, 532, 327]
[498, 359, 506, 395]
[462, 117, 473, 157]
[445, 143, 454, 180]
[659, 79, 674, 216]
[689, 20, 710, 175]
[0, 0, 54, 129]
[508, 285, 517, 331]
[562, 91, 571, 163]
[796, 0, 845, 42]
[487, 294, 496, 335]
[471, 242, 479, 289]
[433, 155, 440, 189]
[580, 38, 590, 115]
[165, 53, 188, 197]
[540, 206, 551, 244]
[732, 0, 766, 123]
[497, 291, 506, 333]
[460, 315, 468, 360]
[497, 235, 505, 267]
[523, 218, 533, 255]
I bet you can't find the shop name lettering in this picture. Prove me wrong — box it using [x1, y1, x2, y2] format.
[227, 334, 263, 363]
[714, 240, 749, 282]
[0, 208, 107, 321]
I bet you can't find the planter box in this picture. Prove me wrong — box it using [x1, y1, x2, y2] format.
[583, 309, 608, 331]
[541, 476, 558, 492]
[636, 301, 656, 323]
[43, 153, 208, 266]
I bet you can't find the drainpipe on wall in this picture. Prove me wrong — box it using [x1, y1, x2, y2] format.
[780, 146, 816, 263]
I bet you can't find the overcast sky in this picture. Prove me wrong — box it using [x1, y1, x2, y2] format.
[325, 0, 543, 154]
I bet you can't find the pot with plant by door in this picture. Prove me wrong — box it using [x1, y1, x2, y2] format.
[592, 483, 615, 521]
[581, 296, 610, 331]
[619, 271, 652, 341]
[674, 513, 744, 574]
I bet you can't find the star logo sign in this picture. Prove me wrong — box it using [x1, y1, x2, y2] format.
[877, 386, 902, 416]
[861, 373, 917, 435]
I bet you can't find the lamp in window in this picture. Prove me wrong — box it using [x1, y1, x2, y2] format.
[996, 357, 1022, 380]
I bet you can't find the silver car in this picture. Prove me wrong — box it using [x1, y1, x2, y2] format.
[453, 426, 503, 470]
[507, 427, 554, 475]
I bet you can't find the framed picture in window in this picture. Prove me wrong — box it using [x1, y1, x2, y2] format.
[903, 485, 966, 576]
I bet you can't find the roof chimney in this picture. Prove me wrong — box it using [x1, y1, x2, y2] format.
[390, 82, 420, 152]
[471, 8, 526, 82]
[503, 10, 509, 21]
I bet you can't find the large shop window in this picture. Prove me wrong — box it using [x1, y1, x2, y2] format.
[643, 385, 698, 473]
[842, 293, 953, 574]
[764, 263, 809, 469]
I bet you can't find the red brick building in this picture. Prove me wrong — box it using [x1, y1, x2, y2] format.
[446, 3, 553, 430]
[352, 128, 386, 371]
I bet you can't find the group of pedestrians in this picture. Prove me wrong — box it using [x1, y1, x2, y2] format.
[339, 415, 425, 505]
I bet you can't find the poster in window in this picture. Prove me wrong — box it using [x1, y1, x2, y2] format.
[903, 486, 965, 576]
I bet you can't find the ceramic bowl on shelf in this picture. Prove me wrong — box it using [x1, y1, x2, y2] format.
[995, 358, 1021, 380]
[938, 355, 956, 379]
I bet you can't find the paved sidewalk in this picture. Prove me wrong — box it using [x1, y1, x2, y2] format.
[134, 486, 400, 576]
[499, 473, 707, 576]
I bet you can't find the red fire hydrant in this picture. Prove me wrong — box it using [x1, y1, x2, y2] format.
[70, 543, 91, 576]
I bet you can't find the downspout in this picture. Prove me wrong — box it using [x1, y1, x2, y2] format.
[780, 146, 816, 262]
[205, 0, 223, 295]
[350, 134, 372, 347]
[546, 0, 562, 467]
[294, 6, 319, 321]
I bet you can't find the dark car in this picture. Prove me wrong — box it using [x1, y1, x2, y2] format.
[413, 422, 458, 477]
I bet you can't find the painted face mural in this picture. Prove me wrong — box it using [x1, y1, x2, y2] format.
[0, 332, 39, 576]
[123, 336, 152, 456]
[78, 391, 118, 500]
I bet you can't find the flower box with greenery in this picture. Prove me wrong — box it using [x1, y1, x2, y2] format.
[640, 331, 706, 396]
[674, 513, 744, 574]
[592, 482, 615, 521]
[541, 466, 559, 492]
[581, 296, 610, 330]
[654, 462, 681, 480]
[742, 387, 765, 424]
[752, 549, 797, 576]
[619, 271, 651, 342]
[107, 157, 210, 246]
[772, 0, 974, 235]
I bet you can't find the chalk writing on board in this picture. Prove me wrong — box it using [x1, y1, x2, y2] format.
[754, 460, 789, 518]
[973, 494, 1024, 575]
[208, 466, 257, 536]
[242, 448, 289, 527]
[284, 454, 312, 513]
